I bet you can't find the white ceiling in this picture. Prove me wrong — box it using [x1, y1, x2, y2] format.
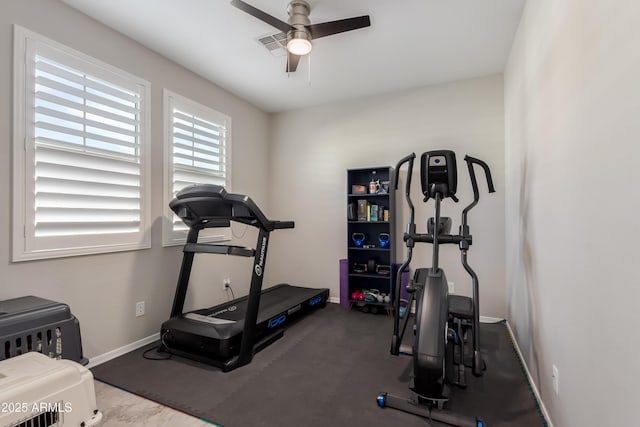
[60, 0, 526, 113]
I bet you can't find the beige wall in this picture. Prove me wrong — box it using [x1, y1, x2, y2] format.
[266, 75, 507, 318]
[0, 0, 270, 359]
[505, 1, 640, 425]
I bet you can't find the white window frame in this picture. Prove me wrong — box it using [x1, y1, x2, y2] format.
[162, 89, 232, 246]
[12, 25, 151, 261]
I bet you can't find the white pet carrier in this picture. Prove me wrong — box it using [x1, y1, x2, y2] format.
[0, 352, 102, 427]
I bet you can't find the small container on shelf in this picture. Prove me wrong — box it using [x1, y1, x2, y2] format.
[352, 184, 367, 194]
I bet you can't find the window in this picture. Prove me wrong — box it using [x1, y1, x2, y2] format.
[163, 90, 231, 246]
[12, 26, 151, 261]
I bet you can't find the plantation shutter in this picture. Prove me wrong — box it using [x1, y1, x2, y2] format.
[172, 108, 228, 193]
[14, 28, 150, 260]
[166, 91, 230, 240]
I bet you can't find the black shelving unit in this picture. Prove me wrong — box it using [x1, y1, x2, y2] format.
[346, 166, 396, 313]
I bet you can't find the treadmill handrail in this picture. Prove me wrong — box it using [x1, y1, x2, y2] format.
[170, 185, 294, 232]
[273, 220, 295, 229]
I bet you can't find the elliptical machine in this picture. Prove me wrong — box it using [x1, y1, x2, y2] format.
[377, 150, 495, 427]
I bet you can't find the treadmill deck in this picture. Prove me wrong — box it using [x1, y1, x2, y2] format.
[161, 284, 329, 368]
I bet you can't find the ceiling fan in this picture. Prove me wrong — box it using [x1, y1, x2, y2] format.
[230, 0, 371, 72]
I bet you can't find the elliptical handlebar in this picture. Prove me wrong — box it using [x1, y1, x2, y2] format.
[391, 153, 416, 356]
[394, 152, 417, 231]
[394, 153, 416, 191]
[464, 155, 496, 196]
[461, 155, 496, 233]
[394, 153, 416, 196]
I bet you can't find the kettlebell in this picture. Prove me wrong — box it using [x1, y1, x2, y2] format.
[378, 233, 390, 249]
[352, 232, 366, 248]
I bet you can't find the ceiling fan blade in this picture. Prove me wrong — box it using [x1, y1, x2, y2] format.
[286, 52, 301, 73]
[306, 15, 371, 39]
[230, 0, 292, 34]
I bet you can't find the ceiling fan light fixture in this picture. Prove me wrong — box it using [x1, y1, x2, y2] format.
[287, 30, 312, 56]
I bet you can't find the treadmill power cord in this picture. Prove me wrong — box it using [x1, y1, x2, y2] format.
[225, 284, 236, 300]
[142, 332, 172, 361]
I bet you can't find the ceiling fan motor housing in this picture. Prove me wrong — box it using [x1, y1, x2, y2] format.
[287, 0, 311, 42]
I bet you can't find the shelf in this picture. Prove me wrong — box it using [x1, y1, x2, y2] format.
[348, 246, 390, 251]
[344, 166, 396, 310]
[349, 273, 392, 279]
[348, 193, 390, 197]
[349, 299, 393, 307]
[348, 221, 389, 224]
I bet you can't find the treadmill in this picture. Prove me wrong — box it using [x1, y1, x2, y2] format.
[159, 184, 329, 372]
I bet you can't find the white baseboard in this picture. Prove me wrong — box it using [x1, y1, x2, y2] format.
[87, 333, 159, 369]
[504, 321, 554, 427]
[480, 315, 504, 323]
[328, 296, 340, 304]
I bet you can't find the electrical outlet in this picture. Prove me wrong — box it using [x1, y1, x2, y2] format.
[222, 277, 231, 291]
[552, 364, 559, 395]
[448, 281, 455, 294]
[135, 301, 145, 317]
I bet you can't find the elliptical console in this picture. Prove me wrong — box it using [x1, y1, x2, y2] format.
[421, 150, 458, 201]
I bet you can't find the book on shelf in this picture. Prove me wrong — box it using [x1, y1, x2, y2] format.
[354, 201, 390, 222]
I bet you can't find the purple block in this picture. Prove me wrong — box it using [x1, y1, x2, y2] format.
[397, 265, 410, 303]
[339, 259, 350, 309]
